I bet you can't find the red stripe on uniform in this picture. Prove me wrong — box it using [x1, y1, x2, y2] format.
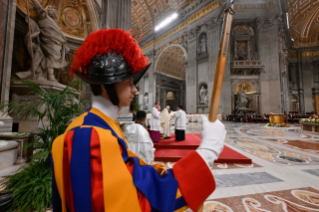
[63, 130, 75, 212]
[90, 128, 104, 212]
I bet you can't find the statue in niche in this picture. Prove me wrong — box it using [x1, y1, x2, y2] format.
[236, 91, 249, 110]
[16, 0, 70, 81]
[198, 33, 207, 55]
[237, 42, 247, 60]
[247, 41, 251, 60]
[16, 16, 45, 80]
[143, 93, 149, 109]
[179, 35, 187, 49]
[234, 41, 238, 60]
[199, 84, 208, 105]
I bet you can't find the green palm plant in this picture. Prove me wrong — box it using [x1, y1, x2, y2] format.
[0, 79, 85, 212]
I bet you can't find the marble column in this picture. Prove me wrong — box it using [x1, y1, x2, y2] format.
[102, 0, 131, 30]
[0, 0, 16, 105]
[0, 0, 16, 131]
[186, 28, 197, 113]
[313, 62, 319, 113]
[138, 76, 144, 108]
[258, 18, 282, 113]
[297, 50, 305, 113]
[148, 53, 156, 111]
[281, 70, 290, 113]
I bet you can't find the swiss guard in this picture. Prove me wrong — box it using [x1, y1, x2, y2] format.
[51, 28, 226, 212]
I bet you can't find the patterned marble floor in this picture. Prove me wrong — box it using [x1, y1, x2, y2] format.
[182, 122, 319, 211]
[1, 122, 319, 211]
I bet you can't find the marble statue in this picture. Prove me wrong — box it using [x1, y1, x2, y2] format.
[238, 43, 246, 59]
[16, 16, 45, 80]
[247, 41, 251, 60]
[16, 0, 70, 81]
[234, 41, 238, 60]
[179, 35, 187, 49]
[236, 91, 249, 110]
[144, 93, 149, 109]
[199, 34, 207, 54]
[199, 85, 208, 104]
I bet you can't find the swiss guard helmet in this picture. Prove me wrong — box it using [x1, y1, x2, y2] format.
[70, 29, 151, 105]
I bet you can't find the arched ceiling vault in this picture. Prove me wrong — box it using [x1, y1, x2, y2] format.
[131, 0, 196, 38]
[156, 46, 186, 80]
[288, 0, 319, 48]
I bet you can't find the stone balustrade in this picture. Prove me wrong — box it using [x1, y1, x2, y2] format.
[232, 60, 264, 68]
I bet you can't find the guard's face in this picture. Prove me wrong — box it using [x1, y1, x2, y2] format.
[115, 78, 137, 107]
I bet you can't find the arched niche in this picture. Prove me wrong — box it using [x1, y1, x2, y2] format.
[143, 92, 149, 110]
[155, 44, 187, 80]
[232, 24, 255, 61]
[197, 32, 208, 56]
[231, 80, 260, 114]
[198, 82, 209, 106]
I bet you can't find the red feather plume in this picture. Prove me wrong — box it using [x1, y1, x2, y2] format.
[70, 29, 149, 76]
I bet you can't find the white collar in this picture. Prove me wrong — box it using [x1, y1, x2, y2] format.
[92, 96, 119, 120]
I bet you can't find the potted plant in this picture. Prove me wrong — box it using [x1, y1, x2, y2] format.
[0, 80, 84, 212]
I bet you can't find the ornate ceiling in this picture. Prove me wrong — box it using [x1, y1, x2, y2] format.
[288, 0, 319, 48]
[131, 0, 196, 38]
[155, 45, 186, 80]
[17, 0, 98, 40]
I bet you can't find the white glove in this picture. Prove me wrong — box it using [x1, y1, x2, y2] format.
[196, 116, 226, 167]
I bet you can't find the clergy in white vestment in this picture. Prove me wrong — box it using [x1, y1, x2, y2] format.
[174, 105, 186, 141]
[160, 106, 171, 138]
[124, 111, 155, 164]
[146, 111, 151, 128]
[150, 102, 161, 143]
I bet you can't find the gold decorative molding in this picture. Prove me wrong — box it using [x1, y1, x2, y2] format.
[289, 51, 319, 58]
[17, 0, 96, 39]
[288, 0, 319, 48]
[141, 0, 278, 51]
[131, 0, 193, 39]
[141, 0, 219, 51]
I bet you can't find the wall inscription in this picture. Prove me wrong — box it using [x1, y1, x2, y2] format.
[234, 0, 276, 10]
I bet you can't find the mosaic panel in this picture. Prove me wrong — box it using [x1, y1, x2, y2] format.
[303, 169, 319, 177]
[214, 172, 283, 188]
[203, 187, 319, 211]
[227, 137, 319, 166]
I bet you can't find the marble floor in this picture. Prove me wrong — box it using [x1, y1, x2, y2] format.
[1, 122, 319, 211]
[183, 122, 319, 211]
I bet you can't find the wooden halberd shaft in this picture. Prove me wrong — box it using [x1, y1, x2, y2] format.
[208, 1, 235, 122]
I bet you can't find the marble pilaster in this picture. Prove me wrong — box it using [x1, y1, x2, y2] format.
[186, 28, 197, 113]
[297, 50, 305, 113]
[0, 0, 16, 106]
[258, 19, 282, 114]
[302, 64, 313, 112]
[148, 53, 156, 111]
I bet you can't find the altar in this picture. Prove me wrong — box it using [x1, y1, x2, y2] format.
[269, 114, 284, 124]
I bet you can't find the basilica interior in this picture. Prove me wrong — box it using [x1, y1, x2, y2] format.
[0, 0, 319, 211]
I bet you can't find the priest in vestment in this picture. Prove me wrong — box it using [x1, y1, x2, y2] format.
[175, 105, 186, 141]
[160, 106, 171, 138]
[150, 103, 161, 143]
[124, 111, 155, 164]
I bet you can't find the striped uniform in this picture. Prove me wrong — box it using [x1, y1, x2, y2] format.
[51, 108, 216, 212]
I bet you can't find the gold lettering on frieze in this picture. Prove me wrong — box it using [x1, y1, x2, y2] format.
[289, 51, 319, 58]
[234, 0, 276, 10]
